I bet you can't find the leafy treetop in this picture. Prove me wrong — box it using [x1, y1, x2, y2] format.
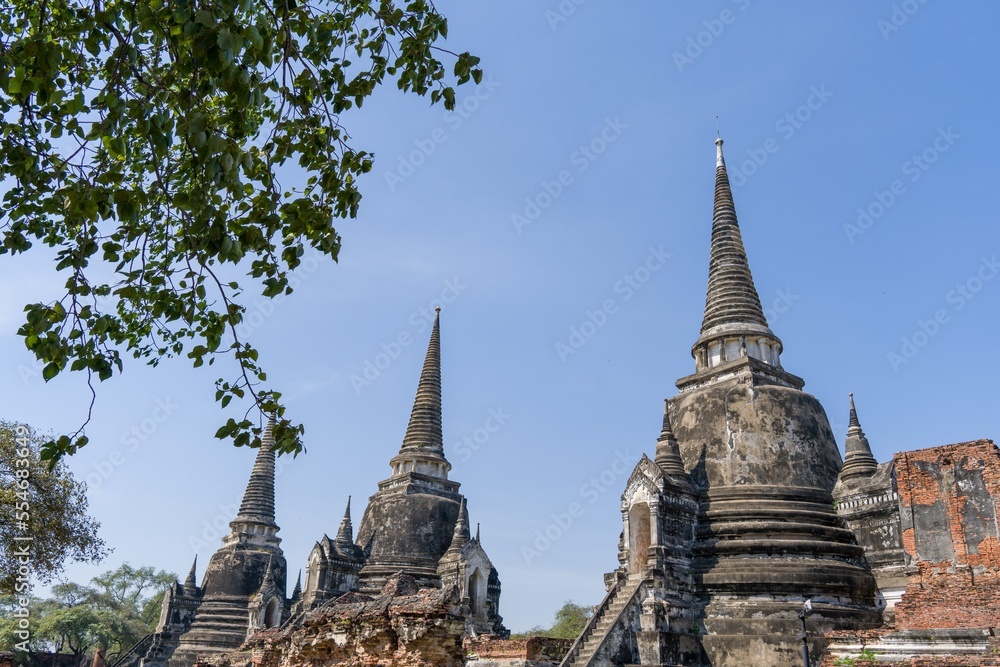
[0, 420, 107, 595]
[0, 0, 482, 461]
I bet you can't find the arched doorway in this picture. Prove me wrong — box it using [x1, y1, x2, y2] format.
[628, 503, 651, 575]
[468, 568, 487, 618]
[264, 597, 280, 628]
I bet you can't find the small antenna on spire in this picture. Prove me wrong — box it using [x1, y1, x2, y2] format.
[716, 115, 720, 138]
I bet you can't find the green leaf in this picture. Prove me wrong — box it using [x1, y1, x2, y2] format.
[42, 363, 60, 382]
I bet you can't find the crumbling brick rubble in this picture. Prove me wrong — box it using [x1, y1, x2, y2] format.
[194, 575, 466, 667]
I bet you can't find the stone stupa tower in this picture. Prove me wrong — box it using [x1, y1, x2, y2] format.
[354, 307, 465, 591]
[560, 137, 880, 667]
[297, 308, 507, 635]
[669, 135, 881, 663]
[145, 417, 288, 667]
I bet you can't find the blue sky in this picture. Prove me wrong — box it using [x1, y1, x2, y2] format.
[3, 1, 999, 632]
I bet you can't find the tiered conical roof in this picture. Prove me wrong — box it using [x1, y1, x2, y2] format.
[400, 308, 444, 456]
[840, 393, 879, 480]
[688, 137, 785, 379]
[388, 308, 452, 480]
[444, 498, 471, 558]
[184, 556, 198, 589]
[701, 138, 770, 334]
[335, 497, 354, 549]
[654, 400, 687, 479]
[234, 415, 277, 527]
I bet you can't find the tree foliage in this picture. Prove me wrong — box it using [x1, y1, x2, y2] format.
[0, 421, 107, 595]
[547, 600, 593, 639]
[509, 600, 593, 640]
[0, 0, 482, 461]
[0, 563, 176, 666]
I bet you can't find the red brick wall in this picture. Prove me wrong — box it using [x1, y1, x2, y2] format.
[464, 636, 571, 662]
[893, 439, 1000, 630]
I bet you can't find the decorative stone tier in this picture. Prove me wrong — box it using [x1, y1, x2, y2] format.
[355, 473, 463, 593]
[670, 369, 880, 665]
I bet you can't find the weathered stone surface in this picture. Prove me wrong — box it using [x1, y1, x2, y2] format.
[565, 138, 879, 667]
[355, 483, 463, 589]
[305, 310, 506, 636]
[834, 458, 911, 620]
[195, 575, 467, 667]
[144, 419, 289, 667]
[146, 310, 504, 667]
[822, 629, 1000, 666]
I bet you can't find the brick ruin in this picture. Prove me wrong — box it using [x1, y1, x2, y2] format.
[823, 438, 1000, 664]
[193, 574, 468, 667]
[184, 575, 569, 667]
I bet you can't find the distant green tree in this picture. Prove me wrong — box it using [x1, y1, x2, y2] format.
[0, 420, 107, 595]
[509, 601, 593, 640]
[548, 601, 593, 639]
[0, 563, 176, 665]
[0, 596, 55, 657]
[35, 604, 107, 666]
[89, 564, 175, 615]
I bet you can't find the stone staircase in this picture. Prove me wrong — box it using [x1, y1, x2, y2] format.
[560, 575, 644, 667]
[107, 633, 153, 667]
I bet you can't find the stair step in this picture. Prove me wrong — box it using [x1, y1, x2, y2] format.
[563, 581, 644, 667]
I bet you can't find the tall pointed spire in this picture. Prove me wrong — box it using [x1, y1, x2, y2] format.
[291, 570, 302, 600]
[840, 393, 879, 480]
[401, 308, 444, 454]
[335, 496, 354, 549]
[184, 556, 198, 589]
[234, 415, 278, 526]
[444, 497, 471, 557]
[655, 400, 687, 479]
[390, 308, 451, 479]
[702, 137, 770, 332]
[689, 137, 785, 377]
